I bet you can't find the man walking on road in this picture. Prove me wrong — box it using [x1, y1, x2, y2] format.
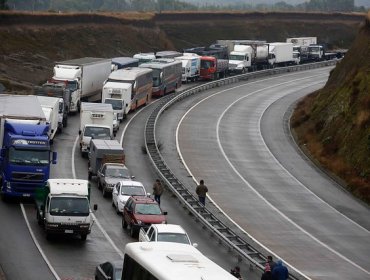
[272, 259, 289, 280]
[153, 179, 164, 206]
[196, 179, 208, 206]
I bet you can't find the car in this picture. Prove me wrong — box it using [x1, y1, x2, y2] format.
[97, 163, 134, 197]
[138, 224, 197, 247]
[122, 196, 167, 238]
[112, 180, 148, 214]
[95, 260, 122, 280]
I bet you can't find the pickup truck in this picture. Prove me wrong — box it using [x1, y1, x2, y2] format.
[138, 224, 196, 246]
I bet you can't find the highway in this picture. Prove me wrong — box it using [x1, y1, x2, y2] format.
[0, 66, 369, 280]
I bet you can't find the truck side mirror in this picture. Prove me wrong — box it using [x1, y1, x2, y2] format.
[93, 204, 98, 211]
[52, 152, 57, 164]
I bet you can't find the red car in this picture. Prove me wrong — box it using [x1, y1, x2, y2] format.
[122, 196, 167, 237]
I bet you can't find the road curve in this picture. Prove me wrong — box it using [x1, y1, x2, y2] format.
[170, 67, 370, 280]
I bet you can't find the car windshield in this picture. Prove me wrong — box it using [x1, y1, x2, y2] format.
[9, 147, 49, 166]
[84, 127, 110, 139]
[157, 233, 190, 244]
[106, 167, 130, 178]
[135, 204, 161, 215]
[50, 197, 90, 216]
[105, 99, 122, 110]
[121, 186, 145, 196]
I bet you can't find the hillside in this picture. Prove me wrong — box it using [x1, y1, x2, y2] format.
[0, 11, 364, 91]
[291, 11, 370, 204]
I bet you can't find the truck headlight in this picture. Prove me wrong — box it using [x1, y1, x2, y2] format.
[48, 223, 59, 228]
[80, 224, 90, 229]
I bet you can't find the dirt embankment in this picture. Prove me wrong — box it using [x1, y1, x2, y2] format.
[0, 11, 365, 91]
[291, 11, 370, 204]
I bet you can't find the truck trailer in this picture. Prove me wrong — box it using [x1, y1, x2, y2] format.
[35, 178, 97, 240]
[51, 57, 111, 113]
[37, 96, 60, 141]
[79, 102, 114, 156]
[0, 95, 57, 198]
[175, 54, 201, 83]
[268, 42, 295, 67]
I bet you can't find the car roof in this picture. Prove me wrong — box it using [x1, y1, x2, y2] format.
[152, 224, 186, 234]
[119, 180, 144, 187]
[130, 195, 157, 204]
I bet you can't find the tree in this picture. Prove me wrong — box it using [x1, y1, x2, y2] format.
[0, 0, 9, 10]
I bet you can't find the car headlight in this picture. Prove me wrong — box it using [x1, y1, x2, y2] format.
[119, 199, 126, 204]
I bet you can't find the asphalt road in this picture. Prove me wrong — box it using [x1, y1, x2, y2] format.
[170, 67, 370, 280]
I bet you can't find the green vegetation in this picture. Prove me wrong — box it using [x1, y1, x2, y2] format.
[291, 11, 370, 204]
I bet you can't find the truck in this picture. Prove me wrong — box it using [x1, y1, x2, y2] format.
[133, 53, 156, 65]
[37, 96, 60, 141]
[33, 82, 71, 130]
[199, 56, 229, 80]
[221, 40, 269, 74]
[174, 53, 201, 83]
[51, 57, 111, 113]
[111, 57, 139, 71]
[87, 139, 125, 195]
[0, 95, 57, 198]
[155, 51, 182, 59]
[34, 178, 97, 240]
[268, 42, 295, 67]
[79, 102, 114, 156]
[183, 44, 229, 59]
[286, 37, 317, 47]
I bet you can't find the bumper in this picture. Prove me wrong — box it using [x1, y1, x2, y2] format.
[45, 223, 91, 235]
[1, 181, 40, 198]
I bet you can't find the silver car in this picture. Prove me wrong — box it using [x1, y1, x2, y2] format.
[97, 163, 134, 197]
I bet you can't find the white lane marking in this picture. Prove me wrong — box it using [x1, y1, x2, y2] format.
[176, 74, 323, 279]
[20, 203, 61, 280]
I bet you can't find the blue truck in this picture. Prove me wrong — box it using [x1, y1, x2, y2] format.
[0, 95, 57, 199]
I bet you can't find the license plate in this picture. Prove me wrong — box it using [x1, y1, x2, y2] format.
[23, 193, 31, 197]
[65, 229, 73, 234]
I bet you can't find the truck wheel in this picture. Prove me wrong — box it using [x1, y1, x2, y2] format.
[88, 171, 92, 181]
[37, 211, 43, 226]
[81, 234, 87, 241]
[122, 218, 127, 229]
[241, 68, 246, 74]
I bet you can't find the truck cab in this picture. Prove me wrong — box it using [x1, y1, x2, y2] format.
[102, 81, 133, 121]
[35, 179, 97, 241]
[228, 45, 252, 74]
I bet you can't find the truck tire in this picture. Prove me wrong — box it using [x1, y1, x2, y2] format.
[81, 234, 87, 241]
[122, 218, 127, 229]
[88, 171, 92, 181]
[37, 211, 43, 226]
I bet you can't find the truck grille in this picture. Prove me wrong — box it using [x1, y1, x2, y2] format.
[12, 172, 44, 182]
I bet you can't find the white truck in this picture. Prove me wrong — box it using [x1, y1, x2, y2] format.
[286, 37, 317, 47]
[35, 179, 97, 241]
[37, 96, 60, 141]
[268, 42, 295, 67]
[51, 57, 111, 113]
[228, 43, 269, 74]
[79, 102, 114, 156]
[133, 52, 156, 65]
[175, 53, 200, 83]
[102, 70, 133, 121]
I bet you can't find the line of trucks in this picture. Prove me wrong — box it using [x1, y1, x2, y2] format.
[0, 36, 343, 241]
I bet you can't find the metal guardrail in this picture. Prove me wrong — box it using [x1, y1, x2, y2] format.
[144, 60, 337, 279]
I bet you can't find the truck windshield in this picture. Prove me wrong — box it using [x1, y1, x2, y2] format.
[201, 60, 214, 69]
[50, 197, 90, 216]
[229, 54, 245, 61]
[9, 147, 49, 166]
[105, 99, 123, 110]
[152, 69, 162, 87]
[66, 80, 78, 91]
[84, 127, 110, 139]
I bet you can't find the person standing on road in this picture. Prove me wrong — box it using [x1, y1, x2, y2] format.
[267, 255, 276, 272]
[261, 263, 272, 280]
[153, 179, 164, 206]
[195, 179, 208, 206]
[272, 259, 289, 280]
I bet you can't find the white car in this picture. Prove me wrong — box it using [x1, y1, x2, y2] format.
[112, 180, 148, 214]
[139, 224, 197, 247]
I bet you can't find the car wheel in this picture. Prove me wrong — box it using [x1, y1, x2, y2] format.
[102, 187, 107, 198]
[116, 207, 120, 215]
[122, 218, 127, 229]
